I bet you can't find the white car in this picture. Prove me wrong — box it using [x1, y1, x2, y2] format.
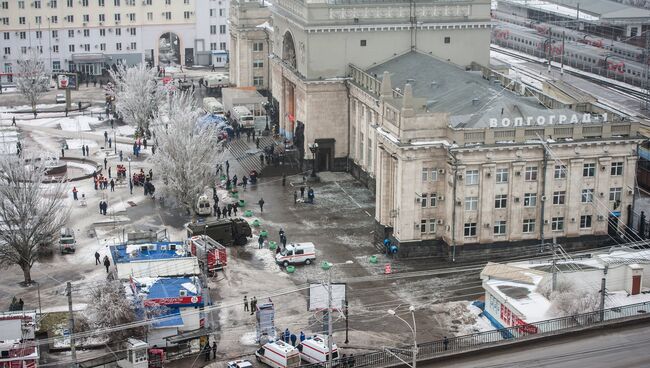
[55, 94, 66, 103]
[227, 360, 253, 368]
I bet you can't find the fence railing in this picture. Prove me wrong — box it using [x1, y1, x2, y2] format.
[299, 301, 650, 368]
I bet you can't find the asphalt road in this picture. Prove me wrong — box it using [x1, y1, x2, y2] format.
[423, 321, 650, 368]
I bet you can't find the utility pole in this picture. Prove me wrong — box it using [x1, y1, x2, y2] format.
[560, 31, 566, 79]
[552, 237, 558, 291]
[344, 299, 349, 344]
[547, 27, 552, 74]
[643, 30, 650, 111]
[599, 265, 609, 322]
[327, 268, 333, 368]
[66, 282, 77, 367]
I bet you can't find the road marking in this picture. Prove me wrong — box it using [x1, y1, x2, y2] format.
[335, 181, 371, 216]
[365, 210, 372, 217]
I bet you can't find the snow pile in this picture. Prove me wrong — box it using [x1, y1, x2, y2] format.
[60, 117, 91, 132]
[432, 302, 495, 336]
[65, 139, 98, 149]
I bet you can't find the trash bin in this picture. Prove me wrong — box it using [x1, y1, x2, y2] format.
[238, 199, 245, 207]
[252, 219, 261, 227]
[321, 261, 332, 271]
[269, 241, 277, 250]
[244, 210, 253, 217]
[286, 265, 296, 273]
[369, 255, 378, 264]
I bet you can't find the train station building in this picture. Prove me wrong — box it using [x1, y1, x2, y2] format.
[229, 0, 644, 260]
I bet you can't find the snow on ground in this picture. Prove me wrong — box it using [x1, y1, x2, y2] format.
[239, 332, 258, 346]
[41, 303, 88, 314]
[65, 139, 99, 149]
[115, 125, 136, 137]
[60, 118, 91, 132]
[431, 302, 495, 336]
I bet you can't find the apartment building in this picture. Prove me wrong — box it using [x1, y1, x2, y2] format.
[0, 0, 230, 77]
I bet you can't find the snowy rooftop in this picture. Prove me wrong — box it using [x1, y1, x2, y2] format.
[486, 278, 552, 323]
[111, 242, 189, 264]
[597, 249, 650, 266]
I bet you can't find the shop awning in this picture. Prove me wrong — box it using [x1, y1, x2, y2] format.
[71, 53, 107, 63]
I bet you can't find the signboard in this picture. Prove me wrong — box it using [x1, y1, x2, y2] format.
[308, 283, 346, 311]
[144, 295, 202, 307]
[57, 73, 78, 90]
[489, 113, 607, 128]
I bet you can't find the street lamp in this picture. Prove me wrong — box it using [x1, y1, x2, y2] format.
[113, 128, 117, 155]
[127, 156, 132, 194]
[325, 260, 353, 367]
[308, 142, 319, 178]
[387, 306, 417, 368]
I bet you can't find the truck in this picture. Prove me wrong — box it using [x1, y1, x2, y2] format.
[202, 97, 224, 115]
[59, 227, 76, 254]
[188, 235, 227, 273]
[231, 106, 255, 130]
[186, 218, 252, 246]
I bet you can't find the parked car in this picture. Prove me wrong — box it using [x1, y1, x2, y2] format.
[227, 360, 253, 368]
[55, 94, 66, 103]
[275, 242, 316, 267]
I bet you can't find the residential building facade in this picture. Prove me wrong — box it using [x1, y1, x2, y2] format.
[229, 0, 271, 90]
[0, 0, 230, 76]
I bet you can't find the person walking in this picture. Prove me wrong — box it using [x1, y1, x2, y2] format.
[232, 174, 238, 187]
[258, 236, 264, 249]
[110, 179, 115, 192]
[119, 151, 123, 161]
[86, 145, 90, 156]
[225, 160, 230, 174]
[82, 145, 86, 157]
[280, 234, 287, 248]
[233, 204, 238, 216]
[443, 336, 449, 351]
[12, 116, 16, 126]
[260, 153, 264, 166]
[242, 176, 248, 189]
[258, 198, 265, 212]
[255, 137, 260, 149]
[244, 296, 249, 312]
[108, 167, 112, 178]
[212, 341, 217, 360]
[300, 186, 305, 198]
[203, 344, 210, 362]
[290, 334, 297, 347]
[104, 131, 108, 143]
[104, 157, 107, 169]
[250, 297, 255, 315]
[300, 331, 305, 342]
[294, 191, 298, 204]
[72, 186, 79, 200]
[95, 251, 100, 265]
[99, 200, 103, 214]
[227, 204, 232, 217]
[284, 329, 290, 343]
[103, 255, 111, 273]
[108, 138, 112, 148]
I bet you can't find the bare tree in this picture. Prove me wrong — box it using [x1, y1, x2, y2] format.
[79, 281, 143, 342]
[151, 91, 225, 216]
[0, 155, 69, 285]
[108, 64, 162, 137]
[14, 50, 50, 116]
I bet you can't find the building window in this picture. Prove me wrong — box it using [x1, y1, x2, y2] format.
[609, 187, 622, 202]
[165, 0, 170, 4]
[429, 170, 438, 182]
[523, 193, 537, 207]
[466, 170, 479, 185]
[68, 29, 74, 38]
[35, 16, 42, 24]
[128, 27, 136, 35]
[420, 220, 427, 234]
[99, 0, 104, 6]
[184, 11, 191, 19]
[611, 162, 623, 176]
[524, 166, 538, 181]
[69, 44, 75, 52]
[253, 42, 263, 52]
[253, 60, 263, 68]
[3, 33, 8, 40]
[421, 168, 428, 182]
[430, 194, 437, 208]
[428, 219, 436, 234]
[253, 76, 264, 86]
[522, 219, 535, 233]
[100, 43, 106, 51]
[464, 223, 477, 237]
[147, 12, 153, 20]
[0, 1, 6, 8]
[494, 220, 506, 235]
[219, 8, 224, 16]
[210, 25, 217, 35]
[127, 13, 135, 21]
[163, 12, 171, 20]
[52, 30, 58, 38]
[51, 16, 58, 23]
[552, 190, 566, 205]
[34, 0, 41, 7]
[210, 8, 216, 16]
[99, 14, 105, 22]
[52, 60, 60, 69]
[19, 17, 26, 25]
[444, 36, 451, 44]
[99, 29, 106, 36]
[220, 42, 226, 50]
[114, 0, 120, 5]
[116, 42, 122, 50]
[580, 215, 592, 229]
[21, 46, 27, 54]
[81, 0, 88, 5]
[115, 28, 121, 35]
[360, 40, 367, 46]
[495, 194, 507, 209]
[83, 44, 90, 51]
[83, 29, 90, 37]
[3, 47, 9, 55]
[18, 1, 25, 8]
[210, 42, 217, 50]
[465, 197, 478, 211]
[36, 31, 42, 39]
[67, 0, 73, 6]
[496, 168, 508, 183]
[19, 32, 26, 39]
[52, 45, 58, 53]
[583, 163, 595, 177]
[65, 15, 74, 22]
[551, 217, 564, 231]
[130, 42, 136, 49]
[554, 165, 566, 179]
[581, 189, 594, 203]
[219, 25, 226, 34]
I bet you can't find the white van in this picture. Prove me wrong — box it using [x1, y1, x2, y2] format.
[202, 97, 224, 115]
[275, 242, 316, 267]
[231, 106, 255, 130]
[298, 334, 339, 365]
[255, 340, 300, 368]
[196, 195, 212, 216]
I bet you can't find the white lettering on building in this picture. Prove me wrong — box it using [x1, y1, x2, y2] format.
[486, 114, 601, 128]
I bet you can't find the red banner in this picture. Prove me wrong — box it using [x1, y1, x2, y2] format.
[144, 295, 201, 306]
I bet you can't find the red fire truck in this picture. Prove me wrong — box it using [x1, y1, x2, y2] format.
[188, 235, 227, 274]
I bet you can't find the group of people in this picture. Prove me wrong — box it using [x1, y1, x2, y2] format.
[98, 199, 109, 215]
[243, 295, 258, 315]
[213, 201, 239, 219]
[93, 172, 114, 192]
[132, 139, 147, 158]
[95, 252, 112, 273]
[293, 185, 315, 204]
[132, 168, 153, 187]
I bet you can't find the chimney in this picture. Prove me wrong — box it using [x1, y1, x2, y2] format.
[402, 83, 415, 117]
[380, 71, 392, 99]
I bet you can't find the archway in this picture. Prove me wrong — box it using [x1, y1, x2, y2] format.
[282, 31, 297, 68]
[158, 32, 181, 66]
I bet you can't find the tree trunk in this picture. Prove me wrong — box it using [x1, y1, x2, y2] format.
[21, 263, 32, 285]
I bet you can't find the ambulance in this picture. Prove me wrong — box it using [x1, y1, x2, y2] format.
[297, 334, 339, 365]
[255, 340, 301, 368]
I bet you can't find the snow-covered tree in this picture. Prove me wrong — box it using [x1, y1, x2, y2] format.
[108, 64, 162, 137]
[538, 279, 600, 317]
[15, 50, 50, 115]
[151, 91, 225, 216]
[0, 155, 69, 285]
[79, 281, 142, 342]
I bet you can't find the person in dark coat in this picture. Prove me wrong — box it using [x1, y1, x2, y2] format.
[216, 205, 222, 219]
[242, 176, 248, 189]
[300, 186, 305, 198]
[213, 202, 219, 217]
[212, 341, 217, 359]
[284, 329, 290, 343]
[99, 200, 103, 214]
[95, 251, 100, 265]
[232, 175, 238, 187]
[443, 336, 449, 350]
[222, 205, 228, 218]
[258, 198, 265, 212]
[258, 236, 264, 249]
[260, 153, 264, 166]
[203, 344, 211, 362]
[226, 179, 231, 190]
[244, 296, 249, 312]
[85, 145, 90, 156]
[104, 157, 107, 169]
[103, 256, 110, 273]
[227, 203, 232, 217]
[300, 331, 305, 342]
[280, 234, 287, 248]
[82, 145, 86, 156]
[294, 191, 298, 204]
[290, 334, 297, 347]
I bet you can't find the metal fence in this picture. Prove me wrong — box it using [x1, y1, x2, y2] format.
[299, 301, 650, 368]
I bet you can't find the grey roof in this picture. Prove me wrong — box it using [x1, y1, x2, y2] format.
[366, 51, 582, 129]
[528, 0, 650, 19]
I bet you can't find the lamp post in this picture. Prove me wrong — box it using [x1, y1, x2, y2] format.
[308, 142, 319, 178]
[113, 128, 117, 155]
[325, 260, 353, 367]
[127, 156, 132, 194]
[387, 306, 417, 368]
